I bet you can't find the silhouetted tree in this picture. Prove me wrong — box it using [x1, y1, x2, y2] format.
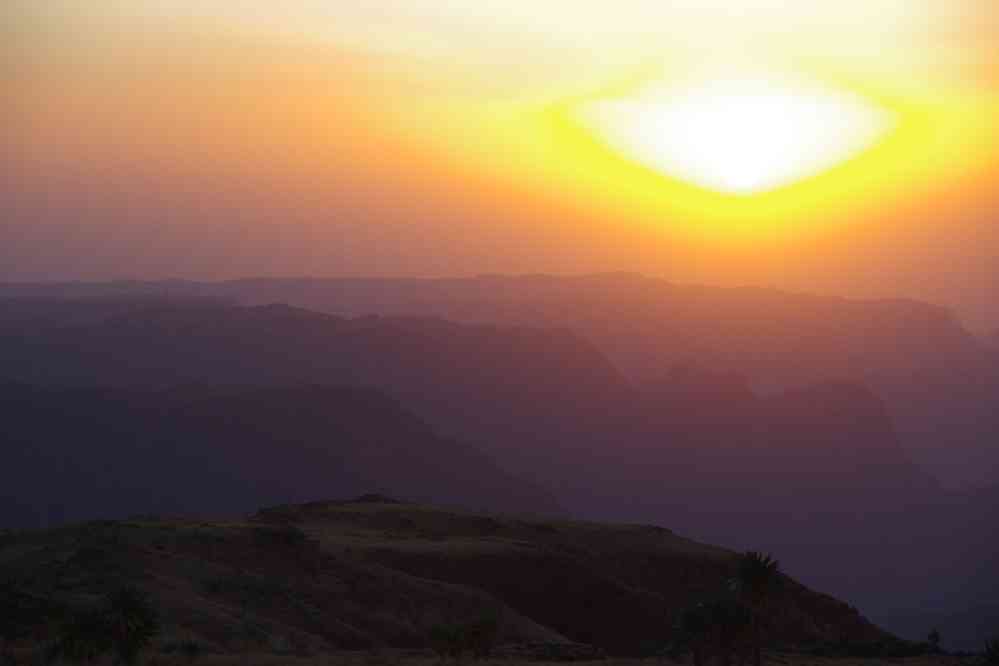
[731, 552, 780, 666]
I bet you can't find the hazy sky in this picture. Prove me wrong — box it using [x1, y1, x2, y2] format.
[3, 1, 997, 331]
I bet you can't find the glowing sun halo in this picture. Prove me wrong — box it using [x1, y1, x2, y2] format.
[583, 73, 896, 195]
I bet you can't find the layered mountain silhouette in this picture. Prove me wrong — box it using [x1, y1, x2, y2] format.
[0, 299, 932, 513]
[0, 383, 559, 529]
[0, 292, 995, 648]
[208, 274, 989, 492]
[13, 274, 985, 487]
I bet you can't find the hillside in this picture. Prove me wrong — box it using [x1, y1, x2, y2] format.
[0, 499, 894, 657]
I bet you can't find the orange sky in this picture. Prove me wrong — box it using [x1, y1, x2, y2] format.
[3, 1, 998, 332]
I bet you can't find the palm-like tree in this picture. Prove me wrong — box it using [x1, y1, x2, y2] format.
[732, 551, 780, 666]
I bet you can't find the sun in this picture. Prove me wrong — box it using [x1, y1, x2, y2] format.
[581, 72, 896, 195]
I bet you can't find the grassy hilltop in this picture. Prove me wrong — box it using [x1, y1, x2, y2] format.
[1, 497, 931, 662]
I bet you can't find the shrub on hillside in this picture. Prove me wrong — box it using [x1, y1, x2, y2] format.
[47, 608, 113, 663]
[2, 584, 65, 647]
[47, 586, 159, 665]
[429, 623, 464, 659]
[671, 599, 753, 666]
[428, 613, 500, 660]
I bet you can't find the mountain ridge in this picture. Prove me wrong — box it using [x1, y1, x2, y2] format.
[0, 383, 562, 529]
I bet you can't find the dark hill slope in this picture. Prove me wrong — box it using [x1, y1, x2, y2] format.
[256, 501, 891, 655]
[0, 500, 892, 656]
[0, 516, 564, 654]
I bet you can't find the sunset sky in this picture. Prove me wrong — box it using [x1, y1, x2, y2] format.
[4, 1, 998, 331]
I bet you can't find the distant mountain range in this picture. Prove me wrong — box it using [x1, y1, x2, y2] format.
[0, 299, 936, 524]
[4, 274, 992, 487]
[0, 383, 560, 529]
